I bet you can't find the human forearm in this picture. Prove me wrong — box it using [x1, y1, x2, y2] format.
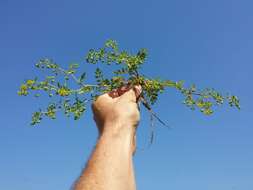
[74, 123, 136, 190]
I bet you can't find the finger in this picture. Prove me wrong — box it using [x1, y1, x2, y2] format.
[108, 89, 119, 98]
[120, 85, 142, 102]
[107, 84, 131, 98]
[117, 84, 131, 96]
[133, 85, 142, 102]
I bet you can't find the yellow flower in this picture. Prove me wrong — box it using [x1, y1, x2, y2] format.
[21, 84, 28, 90]
[18, 84, 28, 96]
[57, 87, 70, 96]
[26, 80, 35, 86]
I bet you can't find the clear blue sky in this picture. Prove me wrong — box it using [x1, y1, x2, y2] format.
[1, 0, 253, 189]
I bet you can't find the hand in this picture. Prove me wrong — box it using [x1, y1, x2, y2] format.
[92, 85, 142, 136]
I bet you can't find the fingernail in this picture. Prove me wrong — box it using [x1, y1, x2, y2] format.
[134, 85, 142, 94]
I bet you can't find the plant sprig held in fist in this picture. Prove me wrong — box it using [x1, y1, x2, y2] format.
[18, 39, 240, 127]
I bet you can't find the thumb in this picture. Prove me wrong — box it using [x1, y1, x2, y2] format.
[119, 85, 142, 102]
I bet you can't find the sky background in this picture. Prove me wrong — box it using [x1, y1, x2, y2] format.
[1, 0, 253, 189]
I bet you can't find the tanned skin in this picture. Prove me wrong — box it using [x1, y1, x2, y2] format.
[73, 85, 142, 190]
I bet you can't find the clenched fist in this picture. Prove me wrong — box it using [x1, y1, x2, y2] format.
[92, 85, 142, 135]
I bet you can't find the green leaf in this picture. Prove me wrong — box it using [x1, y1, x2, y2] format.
[79, 72, 86, 83]
[31, 111, 42, 126]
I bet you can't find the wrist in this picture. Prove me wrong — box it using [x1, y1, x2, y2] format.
[102, 119, 136, 137]
[99, 121, 137, 154]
